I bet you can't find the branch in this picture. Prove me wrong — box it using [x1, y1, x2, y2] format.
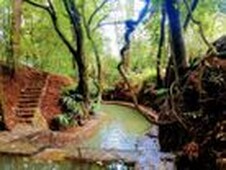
[25, 0, 77, 55]
[96, 20, 125, 28]
[24, 0, 49, 11]
[183, 0, 217, 54]
[183, 0, 199, 30]
[88, 0, 109, 27]
[91, 13, 111, 32]
[47, 0, 55, 13]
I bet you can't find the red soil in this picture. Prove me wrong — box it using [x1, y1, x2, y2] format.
[0, 64, 72, 129]
[40, 74, 72, 125]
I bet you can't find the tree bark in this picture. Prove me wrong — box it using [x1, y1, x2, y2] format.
[8, 0, 23, 73]
[25, 0, 90, 115]
[81, 1, 103, 102]
[165, 0, 187, 86]
[62, 0, 90, 108]
[156, 5, 166, 88]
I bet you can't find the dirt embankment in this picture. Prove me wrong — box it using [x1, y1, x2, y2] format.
[0, 64, 72, 130]
[40, 74, 72, 125]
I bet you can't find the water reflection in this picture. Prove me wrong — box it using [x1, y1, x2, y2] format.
[83, 104, 151, 150]
[0, 154, 134, 170]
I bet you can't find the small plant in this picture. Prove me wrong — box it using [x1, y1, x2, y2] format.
[56, 85, 83, 128]
[56, 113, 74, 127]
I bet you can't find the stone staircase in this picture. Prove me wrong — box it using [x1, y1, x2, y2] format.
[15, 72, 48, 126]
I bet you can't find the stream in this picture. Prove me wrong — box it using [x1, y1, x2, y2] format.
[0, 104, 175, 169]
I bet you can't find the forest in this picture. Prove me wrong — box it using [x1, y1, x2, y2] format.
[0, 0, 225, 169]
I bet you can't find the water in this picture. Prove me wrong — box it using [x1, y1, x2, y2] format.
[0, 155, 131, 170]
[82, 104, 151, 150]
[0, 104, 175, 169]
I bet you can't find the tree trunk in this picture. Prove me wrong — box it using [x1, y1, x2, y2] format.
[63, 0, 90, 115]
[74, 30, 89, 107]
[25, 0, 90, 116]
[156, 5, 166, 88]
[165, 0, 187, 86]
[81, 8, 102, 102]
[9, 0, 22, 72]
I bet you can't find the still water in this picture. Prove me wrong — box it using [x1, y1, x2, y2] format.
[82, 104, 151, 150]
[0, 104, 174, 169]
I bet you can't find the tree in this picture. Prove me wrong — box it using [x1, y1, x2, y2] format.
[165, 0, 187, 87]
[81, 0, 110, 102]
[8, 0, 23, 74]
[156, 4, 166, 88]
[25, 0, 90, 115]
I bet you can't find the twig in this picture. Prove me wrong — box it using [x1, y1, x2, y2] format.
[183, 0, 199, 30]
[24, 0, 77, 55]
[88, 0, 109, 27]
[183, 0, 217, 55]
[169, 82, 189, 130]
[24, 0, 49, 11]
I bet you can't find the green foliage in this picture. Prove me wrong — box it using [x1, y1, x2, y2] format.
[57, 85, 83, 127]
[21, 2, 74, 76]
[101, 57, 120, 89]
[156, 88, 168, 97]
[1, 0, 226, 96]
[56, 113, 74, 127]
[184, 0, 224, 59]
[61, 85, 82, 113]
[0, 0, 10, 61]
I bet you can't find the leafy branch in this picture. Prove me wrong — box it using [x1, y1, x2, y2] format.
[183, 0, 217, 55]
[24, 0, 77, 55]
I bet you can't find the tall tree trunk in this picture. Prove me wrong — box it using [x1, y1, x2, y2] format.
[63, 0, 90, 110]
[165, 0, 187, 87]
[156, 5, 166, 88]
[81, 6, 102, 102]
[25, 0, 90, 116]
[9, 0, 22, 73]
[74, 31, 89, 107]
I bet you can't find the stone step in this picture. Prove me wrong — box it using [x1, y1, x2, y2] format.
[15, 108, 36, 113]
[17, 109, 36, 113]
[18, 99, 39, 103]
[15, 73, 47, 126]
[21, 88, 42, 92]
[16, 110, 34, 115]
[19, 94, 41, 98]
[17, 118, 33, 124]
[20, 90, 41, 94]
[29, 82, 45, 86]
[17, 103, 38, 108]
[16, 113, 34, 118]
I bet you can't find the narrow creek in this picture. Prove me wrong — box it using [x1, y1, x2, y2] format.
[0, 104, 175, 169]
